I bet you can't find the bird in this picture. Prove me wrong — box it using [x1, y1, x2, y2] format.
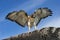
[6, 8, 52, 32]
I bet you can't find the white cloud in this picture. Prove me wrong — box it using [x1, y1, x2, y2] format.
[42, 17, 60, 28]
[16, 0, 47, 11]
[0, 17, 5, 22]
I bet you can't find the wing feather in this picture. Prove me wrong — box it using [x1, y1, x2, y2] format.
[32, 8, 52, 26]
[15, 10, 28, 27]
[6, 11, 18, 21]
[6, 10, 28, 27]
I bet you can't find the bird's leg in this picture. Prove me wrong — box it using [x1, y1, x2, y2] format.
[28, 19, 31, 33]
[28, 25, 30, 33]
[34, 22, 39, 32]
[34, 22, 37, 30]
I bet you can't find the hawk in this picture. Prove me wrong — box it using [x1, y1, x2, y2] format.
[6, 8, 52, 32]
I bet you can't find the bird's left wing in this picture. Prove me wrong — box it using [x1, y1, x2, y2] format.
[31, 8, 52, 26]
[6, 10, 28, 27]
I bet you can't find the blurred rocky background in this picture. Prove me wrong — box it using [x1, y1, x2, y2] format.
[3, 27, 60, 40]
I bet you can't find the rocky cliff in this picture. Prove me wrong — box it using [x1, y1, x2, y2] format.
[3, 27, 60, 40]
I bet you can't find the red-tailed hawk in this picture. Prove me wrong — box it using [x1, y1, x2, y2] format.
[6, 8, 52, 32]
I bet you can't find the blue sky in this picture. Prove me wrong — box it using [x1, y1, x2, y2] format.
[0, 0, 60, 40]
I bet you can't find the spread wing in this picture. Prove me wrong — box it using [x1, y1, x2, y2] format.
[6, 10, 28, 27]
[31, 8, 52, 26]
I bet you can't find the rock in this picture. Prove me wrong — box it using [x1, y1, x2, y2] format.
[3, 27, 60, 40]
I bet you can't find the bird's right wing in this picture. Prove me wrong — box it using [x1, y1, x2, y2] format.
[6, 10, 28, 27]
[31, 8, 52, 26]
